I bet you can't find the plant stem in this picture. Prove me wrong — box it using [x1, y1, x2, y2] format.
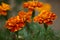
[44, 23, 48, 40]
[15, 31, 19, 40]
[32, 10, 35, 19]
[12, 33, 16, 40]
[44, 23, 48, 30]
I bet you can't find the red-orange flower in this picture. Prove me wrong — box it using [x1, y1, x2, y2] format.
[18, 11, 26, 20]
[23, 1, 43, 11]
[0, 2, 10, 16]
[18, 11, 32, 23]
[0, 9, 7, 16]
[34, 10, 56, 25]
[26, 11, 32, 23]
[5, 16, 25, 32]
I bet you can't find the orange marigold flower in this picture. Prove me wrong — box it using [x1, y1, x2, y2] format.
[5, 16, 25, 32]
[18, 11, 26, 19]
[25, 11, 32, 23]
[23, 1, 43, 11]
[18, 11, 32, 23]
[0, 2, 10, 16]
[34, 10, 56, 25]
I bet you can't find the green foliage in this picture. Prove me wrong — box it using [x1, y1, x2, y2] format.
[0, 16, 60, 40]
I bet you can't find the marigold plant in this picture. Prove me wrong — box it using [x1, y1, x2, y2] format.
[23, 1, 43, 11]
[18, 11, 32, 23]
[34, 10, 56, 25]
[5, 16, 25, 32]
[2, 0, 59, 40]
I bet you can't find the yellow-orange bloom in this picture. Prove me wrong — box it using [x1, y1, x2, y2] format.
[0, 2, 10, 16]
[1, 2, 10, 11]
[36, 3, 51, 12]
[34, 10, 56, 25]
[23, 1, 43, 11]
[5, 16, 25, 32]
